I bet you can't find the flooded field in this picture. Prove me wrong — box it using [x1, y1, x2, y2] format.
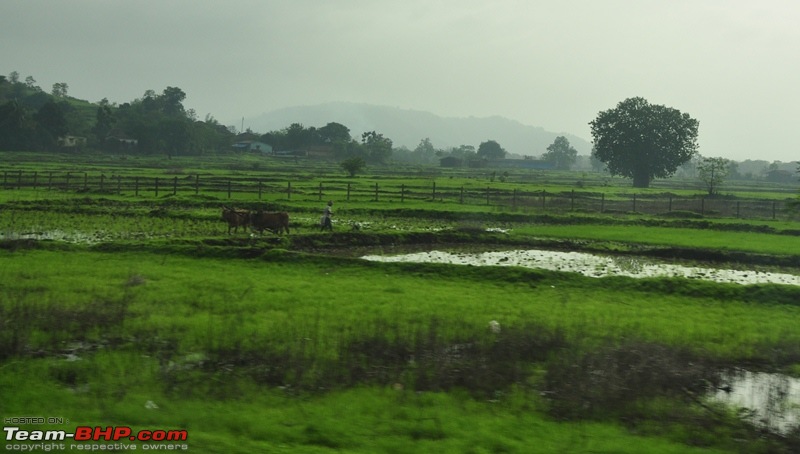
[712, 369, 800, 434]
[361, 249, 800, 286]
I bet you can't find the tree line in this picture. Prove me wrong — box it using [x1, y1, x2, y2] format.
[0, 71, 578, 169]
[2, 72, 796, 191]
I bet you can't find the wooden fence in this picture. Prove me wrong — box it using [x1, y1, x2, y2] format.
[1, 170, 796, 220]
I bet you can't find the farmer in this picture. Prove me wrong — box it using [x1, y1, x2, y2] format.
[320, 200, 334, 231]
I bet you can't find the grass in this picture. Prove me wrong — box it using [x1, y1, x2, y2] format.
[2, 248, 797, 451]
[517, 224, 800, 256]
[0, 371, 734, 453]
[1, 151, 799, 452]
[2, 248, 798, 357]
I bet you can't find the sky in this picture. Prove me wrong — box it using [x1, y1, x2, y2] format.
[2, 0, 799, 162]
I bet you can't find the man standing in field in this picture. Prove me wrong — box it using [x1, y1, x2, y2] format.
[320, 201, 334, 231]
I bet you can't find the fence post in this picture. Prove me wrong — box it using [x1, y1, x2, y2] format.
[287, 181, 291, 200]
[227, 179, 231, 199]
[600, 193, 605, 213]
[319, 182, 323, 201]
[173, 176, 177, 196]
[258, 180, 263, 200]
[570, 189, 575, 211]
[195, 175, 200, 195]
[541, 190, 546, 209]
[134, 177, 139, 196]
[401, 183, 405, 203]
[155, 177, 160, 197]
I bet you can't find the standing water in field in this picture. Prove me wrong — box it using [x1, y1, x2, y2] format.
[360, 249, 800, 286]
[711, 369, 800, 434]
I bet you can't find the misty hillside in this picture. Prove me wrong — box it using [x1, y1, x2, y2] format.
[244, 102, 592, 157]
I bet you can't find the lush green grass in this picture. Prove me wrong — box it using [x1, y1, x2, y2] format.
[2, 248, 798, 358]
[1, 151, 798, 452]
[4, 248, 797, 452]
[0, 371, 736, 453]
[518, 224, 800, 256]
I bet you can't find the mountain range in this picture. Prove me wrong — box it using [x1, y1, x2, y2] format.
[243, 102, 592, 157]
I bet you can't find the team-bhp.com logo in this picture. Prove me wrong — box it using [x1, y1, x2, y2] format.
[5, 425, 188, 451]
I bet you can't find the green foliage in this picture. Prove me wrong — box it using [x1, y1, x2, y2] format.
[697, 156, 731, 195]
[340, 156, 366, 177]
[1, 248, 798, 451]
[477, 139, 506, 160]
[542, 136, 578, 170]
[590, 97, 700, 188]
[0, 76, 235, 154]
[361, 130, 393, 164]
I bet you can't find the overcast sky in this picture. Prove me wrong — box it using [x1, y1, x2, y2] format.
[2, 0, 799, 162]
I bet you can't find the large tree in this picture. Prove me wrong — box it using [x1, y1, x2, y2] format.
[542, 136, 578, 170]
[0, 100, 36, 150]
[33, 101, 69, 149]
[589, 97, 699, 188]
[361, 131, 392, 164]
[477, 140, 506, 160]
[318, 122, 351, 144]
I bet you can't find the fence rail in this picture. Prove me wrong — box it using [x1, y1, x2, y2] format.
[2, 170, 796, 220]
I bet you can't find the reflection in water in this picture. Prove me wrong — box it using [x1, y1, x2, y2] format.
[712, 369, 800, 434]
[361, 249, 800, 286]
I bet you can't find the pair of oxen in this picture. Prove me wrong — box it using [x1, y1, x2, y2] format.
[221, 206, 289, 235]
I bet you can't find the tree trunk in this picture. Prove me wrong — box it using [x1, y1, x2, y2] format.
[632, 171, 650, 188]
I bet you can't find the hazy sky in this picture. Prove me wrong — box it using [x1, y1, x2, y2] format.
[2, 0, 799, 162]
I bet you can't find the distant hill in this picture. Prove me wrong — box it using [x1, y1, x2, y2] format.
[244, 102, 592, 157]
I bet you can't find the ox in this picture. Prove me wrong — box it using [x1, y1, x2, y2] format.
[251, 210, 290, 235]
[221, 206, 251, 234]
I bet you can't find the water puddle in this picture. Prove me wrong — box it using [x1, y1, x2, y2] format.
[0, 229, 166, 244]
[711, 369, 800, 434]
[360, 249, 800, 286]
[0, 229, 111, 244]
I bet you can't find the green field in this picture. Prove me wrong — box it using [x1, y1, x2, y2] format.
[1, 152, 799, 453]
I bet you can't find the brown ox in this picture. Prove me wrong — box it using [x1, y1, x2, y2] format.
[251, 210, 290, 235]
[221, 206, 251, 234]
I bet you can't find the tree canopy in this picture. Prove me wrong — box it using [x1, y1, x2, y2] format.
[589, 97, 699, 188]
[542, 136, 578, 170]
[340, 156, 366, 177]
[477, 140, 506, 160]
[0, 74, 237, 154]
